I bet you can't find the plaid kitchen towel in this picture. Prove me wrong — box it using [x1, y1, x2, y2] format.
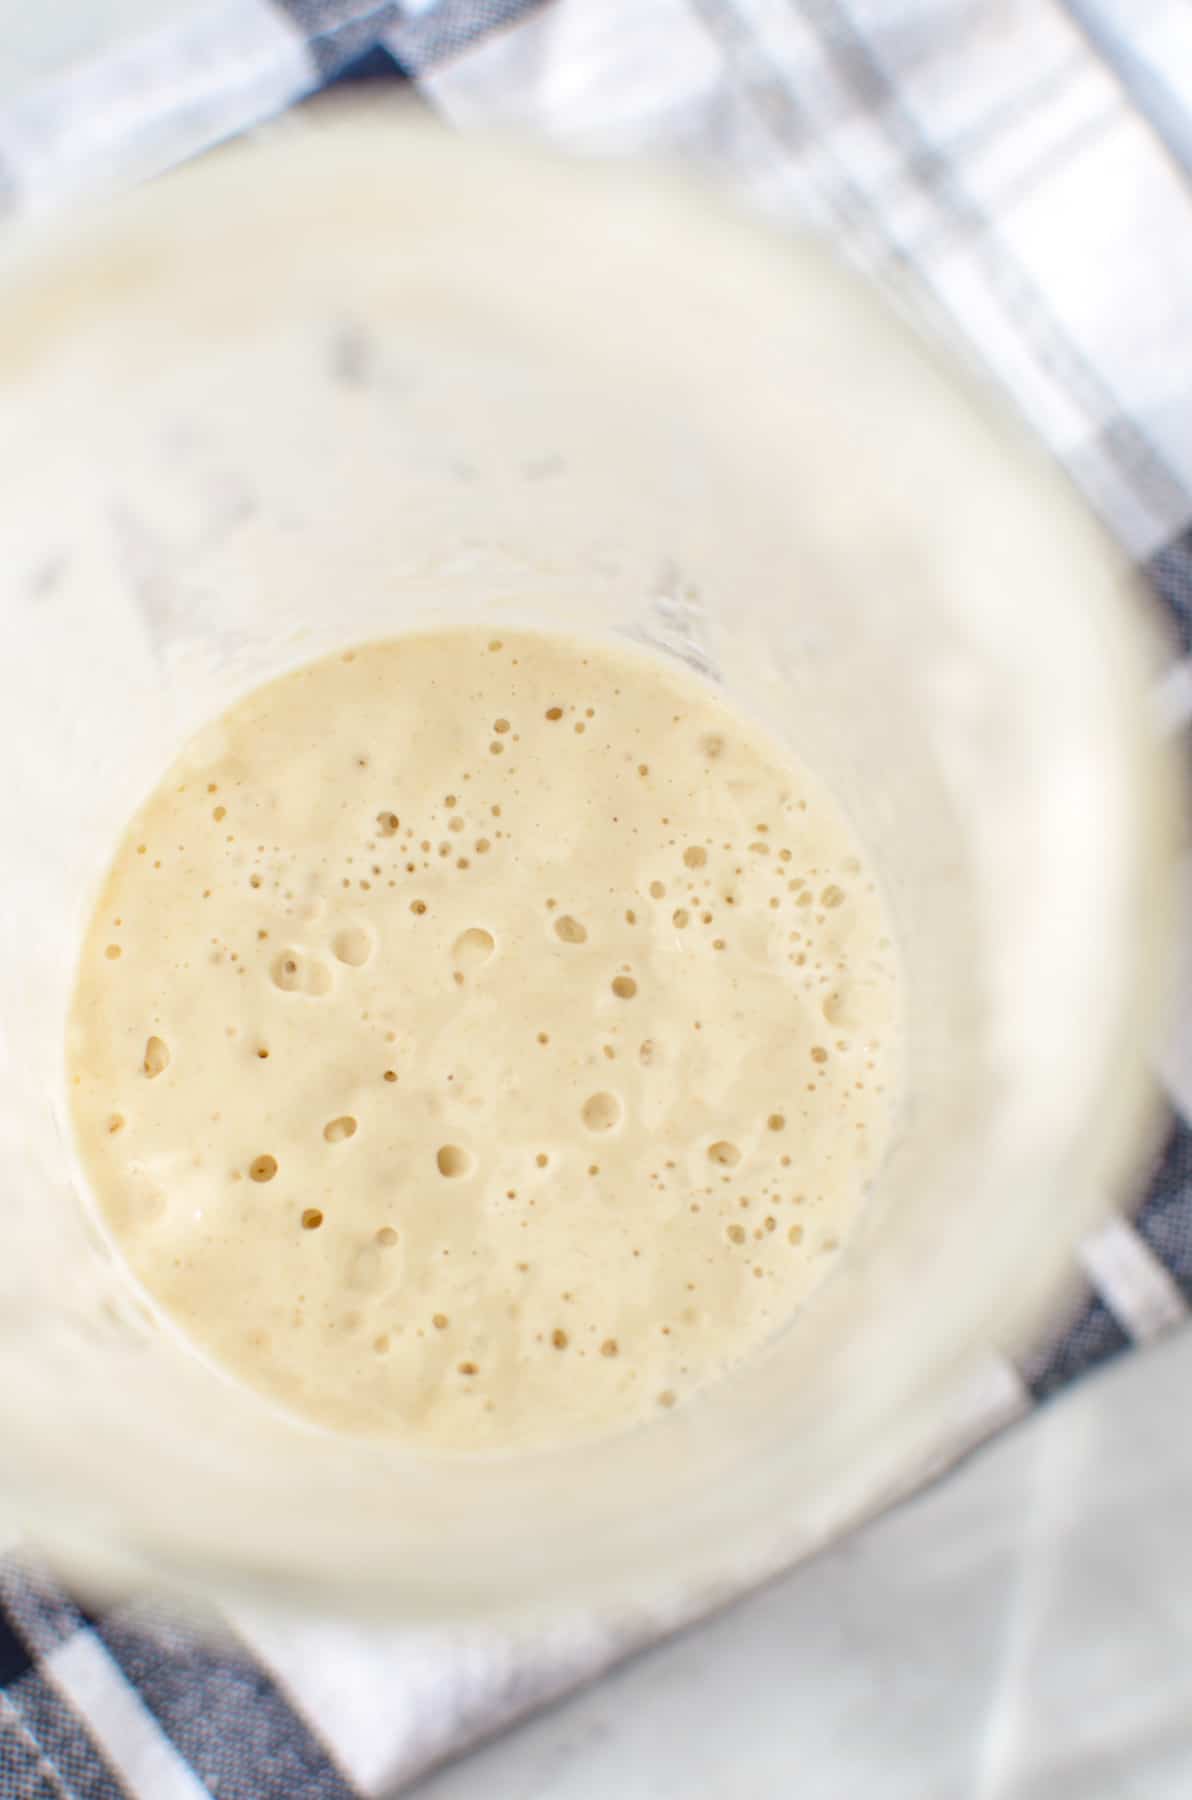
[4, 2, 1192, 1795]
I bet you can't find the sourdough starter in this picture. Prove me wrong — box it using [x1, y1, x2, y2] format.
[69, 630, 900, 1448]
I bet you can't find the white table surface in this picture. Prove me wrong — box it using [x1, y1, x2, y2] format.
[409, 1328, 1192, 1800]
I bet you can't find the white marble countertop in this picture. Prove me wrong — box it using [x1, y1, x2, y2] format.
[410, 1328, 1192, 1799]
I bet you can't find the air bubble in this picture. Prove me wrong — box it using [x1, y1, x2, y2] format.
[810, 1045, 829, 1064]
[143, 1036, 170, 1078]
[323, 1116, 357, 1144]
[708, 1140, 740, 1168]
[768, 1113, 785, 1132]
[452, 927, 495, 974]
[433, 1313, 449, 1330]
[437, 1144, 472, 1179]
[683, 846, 707, 869]
[821, 885, 846, 908]
[726, 1224, 746, 1244]
[375, 1226, 398, 1247]
[554, 914, 587, 944]
[788, 1224, 804, 1245]
[105, 944, 122, 961]
[250, 1154, 278, 1183]
[672, 908, 689, 928]
[657, 1390, 677, 1409]
[272, 950, 307, 993]
[376, 811, 400, 835]
[611, 975, 637, 999]
[582, 1092, 622, 1133]
[334, 926, 373, 967]
[493, 718, 510, 735]
[410, 900, 428, 916]
[649, 881, 666, 899]
[600, 1338, 619, 1358]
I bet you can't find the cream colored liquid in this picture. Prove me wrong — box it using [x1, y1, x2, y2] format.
[69, 630, 900, 1449]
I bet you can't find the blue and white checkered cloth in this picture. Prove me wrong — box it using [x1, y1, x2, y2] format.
[4, 2, 1192, 1794]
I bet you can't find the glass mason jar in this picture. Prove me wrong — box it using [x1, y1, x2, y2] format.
[0, 105, 1177, 1620]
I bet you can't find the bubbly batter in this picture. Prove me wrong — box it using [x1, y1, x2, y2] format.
[68, 630, 900, 1448]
